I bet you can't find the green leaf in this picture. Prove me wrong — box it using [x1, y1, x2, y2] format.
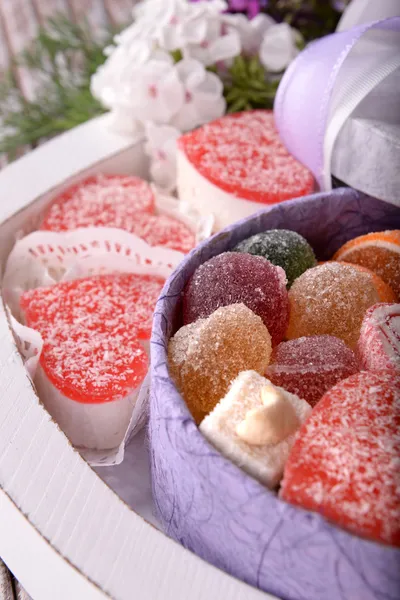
[171, 49, 183, 63]
[227, 97, 247, 114]
[0, 13, 117, 158]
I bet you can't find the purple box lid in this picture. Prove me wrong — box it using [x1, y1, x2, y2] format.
[149, 188, 400, 600]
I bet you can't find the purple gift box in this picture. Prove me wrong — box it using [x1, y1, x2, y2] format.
[149, 188, 400, 600]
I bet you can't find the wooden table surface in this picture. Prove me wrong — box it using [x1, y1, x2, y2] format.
[0, 1, 137, 597]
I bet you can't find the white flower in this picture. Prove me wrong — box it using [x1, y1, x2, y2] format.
[117, 0, 229, 53]
[222, 13, 275, 56]
[183, 17, 241, 66]
[171, 59, 226, 131]
[144, 123, 181, 192]
[259, 23, 302, 73]
[91, 39, 157, 109]
[92, 50, 183, 125]
[125, 56, 186, 125]
[90, 1, 229, 138]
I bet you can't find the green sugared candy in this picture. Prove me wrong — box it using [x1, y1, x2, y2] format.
[233, 229, 316, 287]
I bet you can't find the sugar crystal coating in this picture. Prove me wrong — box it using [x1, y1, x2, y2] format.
[200, 371, 311, 489]
[266, 335, 359, 407]
[130, 212, 195, 253]
[280, 371, 400, 547]
[333, 230, 400, 299]
[178, 110, 314, 204]
[20, 272, 164, 402]
[41, 174, 155, 229]
[183, 252, 289, 346]
[287, 262, 395, 349]
[358, 303, 400, 372]
[168, 304, 272, 423]
[41, 174, 196, 253]
[234, 229, 316, 287]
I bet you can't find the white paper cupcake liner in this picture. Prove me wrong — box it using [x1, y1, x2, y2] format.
[2, 223, 195, 467]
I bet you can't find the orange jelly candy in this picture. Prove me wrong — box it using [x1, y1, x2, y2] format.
[280, 370, 400, 547]
[333, 230, 400, 300]
[287, 262, 396, 348]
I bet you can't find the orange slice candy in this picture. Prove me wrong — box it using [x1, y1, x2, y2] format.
[333, 231, 400, 300]
[280, 370, 400, 547]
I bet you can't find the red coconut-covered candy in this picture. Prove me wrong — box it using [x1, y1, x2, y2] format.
[20, 273, 165, 449]
[266, 335, 359, 407]
[131, 212, 195, 253]
[177, 110, 314, 230]
[280, 370, 400, 547]
[183, 252, 289, 346]
[41, 174, 155, 229]
[358, 303, 400, 372]
[41, 174, 195, 253]
[21, 272, 165, 341]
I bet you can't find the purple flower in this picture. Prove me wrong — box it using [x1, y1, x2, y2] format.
[228, 0, 268, 18]
[190, 0, 268, 18]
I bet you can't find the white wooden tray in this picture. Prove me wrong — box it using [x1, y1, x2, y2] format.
[0, 115, 273, 600]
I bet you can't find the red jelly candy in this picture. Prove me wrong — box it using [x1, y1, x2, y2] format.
[131, 212, 195, 253]
[266, 335, 359, 407]
[20, 272, 163, 402]
[41, 174, 155, 231]
[178, 110, 314, 205]
[280, 370, 400, 547]
[21, 272, 165, 341]
[41, 174, 195, 253]
[358, 303, 400, 372]
[183, 252, 289, 346]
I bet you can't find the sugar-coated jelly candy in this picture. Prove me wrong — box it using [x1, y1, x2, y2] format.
[129, 212, 195, 253]
[200, 371, 311, 489]
[41, 174, 155, 230]
[280, 371, 400, 547]
[21, 272, 165, 341]
[20, 273, 156, 449]
[266, 335, 359, 407]
[41, 173, 195, 253]
[178, 110, 314, 205]
[183, 252, 289, 346]
[168, 304, 272, 424]
[333, 230, 400, 299]
[287, 262, 396, 348]
[234, 229, 316, 287]
[358, 303, 400, 372]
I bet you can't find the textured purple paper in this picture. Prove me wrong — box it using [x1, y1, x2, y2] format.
[149, 189, 400, 600]
[149, 188, 400, 600]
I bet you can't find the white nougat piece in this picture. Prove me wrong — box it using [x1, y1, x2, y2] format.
[200, 370, 311, 489]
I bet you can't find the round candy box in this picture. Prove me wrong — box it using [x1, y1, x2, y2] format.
[150, 189, 400, 600]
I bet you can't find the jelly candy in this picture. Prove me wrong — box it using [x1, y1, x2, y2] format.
[41, 174, 195, 253]
[280, 371, 400, 547]
[234, 229, 316, 287]
[178, 110, 314, 205]
[41, 174, 155, 230]
[287, 262, 396, 348]
[200, 371, 311, 488]
[266, 335, 359, 407]
[21, 272, 165, 341]
[333, 230, 400, 299]
[20, 274, 153, 403]
[129, 212, 195, 253]
[183, 252, 289, 346]
[168, 304, 272, 424]
[358, 303, 400, 372]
